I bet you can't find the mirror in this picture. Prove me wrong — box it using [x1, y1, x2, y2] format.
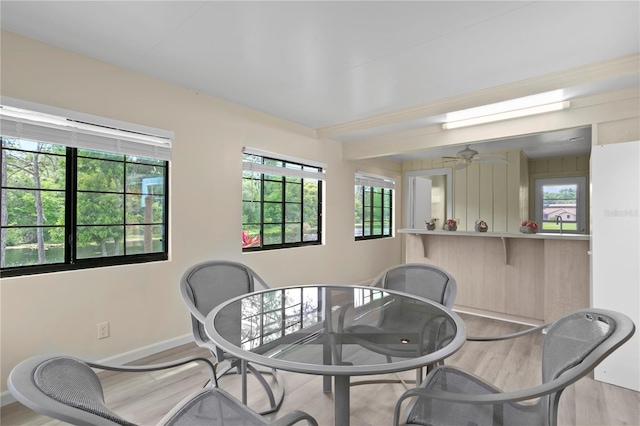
[404, 168, 452, 229]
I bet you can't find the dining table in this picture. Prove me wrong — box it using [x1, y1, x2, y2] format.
[204, 284, 467, 426]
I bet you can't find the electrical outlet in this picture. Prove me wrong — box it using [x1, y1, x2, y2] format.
[98, 322, 110, 339]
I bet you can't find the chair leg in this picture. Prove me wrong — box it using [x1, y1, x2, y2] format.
[214, 358, 285, 415]
[246, 363, 285, 415]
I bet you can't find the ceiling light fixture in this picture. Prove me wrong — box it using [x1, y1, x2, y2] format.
[443, 101, 570, 130]
[442, 89, 570, 130]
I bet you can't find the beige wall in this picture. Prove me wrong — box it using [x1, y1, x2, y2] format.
[0, 31, 403, 393]
[402, 149, 525, 232]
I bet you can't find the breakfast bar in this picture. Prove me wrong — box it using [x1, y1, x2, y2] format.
[398, 229, 590, 324]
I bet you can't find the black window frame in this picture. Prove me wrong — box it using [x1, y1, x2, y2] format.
[355, 184, 393, 241]
[242, 153, 322, 252]
[1, 138, 169, 278]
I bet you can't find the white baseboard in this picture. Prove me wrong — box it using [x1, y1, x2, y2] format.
[96, 334, 193, 365]
[1, 333, 193, 408]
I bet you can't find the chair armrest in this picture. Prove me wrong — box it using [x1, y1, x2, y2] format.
[270, 410, 319, 426]
[393, 372, 581, 426]
[87, 356, 217, 387]
[466, 322, 548, 342]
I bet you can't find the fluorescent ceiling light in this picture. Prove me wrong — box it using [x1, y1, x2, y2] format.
[443, 101, 570, 130]
[445, 90, 565, 122]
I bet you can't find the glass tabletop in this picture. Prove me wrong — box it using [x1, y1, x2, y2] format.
[205, 285, 466, 376]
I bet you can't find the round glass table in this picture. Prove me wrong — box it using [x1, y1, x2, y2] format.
[204, 284, 466, 426]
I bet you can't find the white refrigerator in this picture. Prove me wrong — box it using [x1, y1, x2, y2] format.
[591, 140, 640, 391]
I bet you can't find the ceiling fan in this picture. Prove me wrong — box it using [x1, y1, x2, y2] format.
[443, 146, 508, 169]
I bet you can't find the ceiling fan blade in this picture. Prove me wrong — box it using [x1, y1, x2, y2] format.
[472, 153, 507, 164]
[455, 162, 468, 170]
[473, 157, 508, 165]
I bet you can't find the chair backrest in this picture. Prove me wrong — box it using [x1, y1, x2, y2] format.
[540, 309, 635, 424]
[8, 355, 134, 426]
[179, 260, 269, 346]
[371, 263, 457, 307]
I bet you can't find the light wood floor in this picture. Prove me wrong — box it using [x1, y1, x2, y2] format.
[2, 314, 639, 425]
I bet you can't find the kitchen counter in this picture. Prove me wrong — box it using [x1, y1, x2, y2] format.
[398, 228, 590, 241]
[400, 230, 590, 324]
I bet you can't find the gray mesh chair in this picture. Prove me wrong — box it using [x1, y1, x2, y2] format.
[393, 308, 636, 426]
[341, 263, 458, 386]
[179, 260, 284, 414]
[370, 263, 457, 308]
[8, 354, 317, 426]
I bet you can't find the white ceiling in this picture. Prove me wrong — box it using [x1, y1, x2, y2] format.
[1, 1, 639, 161]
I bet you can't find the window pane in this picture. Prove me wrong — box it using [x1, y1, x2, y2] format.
[243, 201, 261, 225]
[76, 225, 125, 258]
[3, 148, 66, 190]
[264, 158, 283, 168]
[373, 220, 382, 235]
[2, 189, 65, 226]
[242, 226, 261, 248]
[78, 149, 124, 161]
[2, 138, 66, 155]
[285, 182, 302, 202]
[285, 224, 302, 243]
[77, 193, 124, 225]
[303, 222, 318, 242]
[126, 195, 165, 224]
[127, 165, 165, 195]
[542, 183, 578, 231]
[263, 203, 282, 224]
[285, 203, 301, 223]
[77, 158, 124, 192]
[126, 155, 164, 166]
[384, 191, 392, 208]
[304, 180, 319, 227]
[264, 224, 282, 245]
[264, 180, 283, 202]
[364, 187, 372, 206]
[354, 185, 363, 237]
[126, 225, 165, 254]
[373, 188, 382, 207]
[243, 177, 261, 201]
[1, 227, 65, 266]
[383, 208, 391, 235]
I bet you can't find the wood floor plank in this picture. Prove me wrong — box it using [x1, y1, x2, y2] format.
[2, 314, 638, 425]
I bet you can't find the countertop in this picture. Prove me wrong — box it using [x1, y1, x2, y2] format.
[397, 228, 590, 241]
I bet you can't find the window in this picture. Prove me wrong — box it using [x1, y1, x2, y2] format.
[242, 148, 324, 251]
[1, 101, 172, 277]
[534, 176, 587, 234]
[355, 172, 394, 240]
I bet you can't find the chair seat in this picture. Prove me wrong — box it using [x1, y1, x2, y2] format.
[406, 366, 542, 426]
[162, 388, 268, 426]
